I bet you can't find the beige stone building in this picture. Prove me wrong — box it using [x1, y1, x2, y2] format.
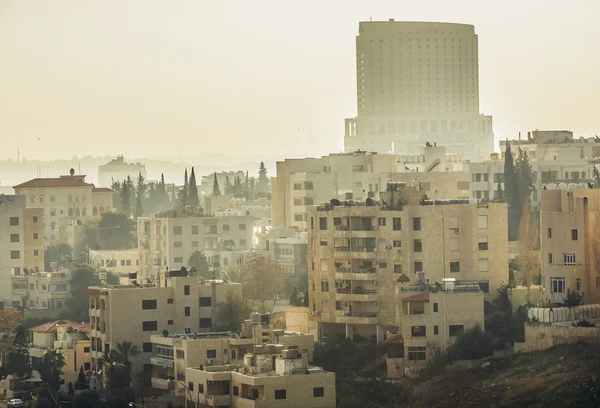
[97, 155, 147, 188]
[307, 183, 508, 342]
[386, 286, 484, 378]
[256, 228, 308, 277]
[28, 320, 92, 389]
[344, 20, 494, 161]
[13, 172, 113, 245]
[540, 187, 600, 304]
[137, 207, 254, 281]
[88, 249, 139, 275]
[149, 320, 314, 390]
[88, 274, 242, 375]
[12, 269, 72, 311]
[184, 345, 335, 408]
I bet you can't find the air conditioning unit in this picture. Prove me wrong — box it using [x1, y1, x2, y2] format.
[385, 245, 393, 250]
[372, 280, 378, 285]
[373, 260, 378, 265]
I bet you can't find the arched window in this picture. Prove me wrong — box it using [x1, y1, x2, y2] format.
[75, 194, 79, 202]
[39, 195, 44, 203]
[82, 208, 87, 216]
[93, 207, 98, 216]
[75, 208, 81, 217]
[68, 194, 72, 202]
[50, 222, 56, 230]
[100, 299, 106, 311]
[30, 195, 35, 204]
[68, 208, 73, 217]
[50, 195, 55, 203]
[99, 207, 105, 215]
[82, 195, 86, 202]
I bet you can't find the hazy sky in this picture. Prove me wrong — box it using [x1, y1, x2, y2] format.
[1, 0, 599, 161]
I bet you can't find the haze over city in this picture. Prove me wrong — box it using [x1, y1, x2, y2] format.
[1, 0, 599, 161]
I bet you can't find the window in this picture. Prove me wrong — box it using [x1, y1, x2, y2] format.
[33, 216, 38, 223]
[199, 297, 211, 307]
[414, 262, 423, 273]
[168, 319, 173, 325]
[173, 226, 183, 235]
[478, 237, 488, 251]
[233, 386, 239, 396]
[143, 342, 153, 353]
[239, 239, 247, 246]
[304, 181, 313, 190]
[433, 303, 438, 312]
[478, 259, 489, 272]
[84, 347, 90, 353]
[571, 229, 578, 240]
[313, 387, 325, 397]
[206, 349, 217, 359]
[434, 325, 439, 335]
[185, 307, 190, 317]
[548, 253, 553, 265]
[479, 281, 490, 293]
[547, 228, 552, 239]
[393, 218, 401, 230]
[394, 264, 402, 274]
[177, 373, 185, 381]
[293, 182, 302, 190]
[184, 285, 190, 295]
[413, 239, 422, 252]
[191, 225, 199, 235]
[176, 350, 185, 359]
[393, 240, 402, 248]
[411, 326, 426, 337]
[550, 277, 566, 293]
[188, 381, 193, 392]
[576, 279, 581, 291]
[237, 223, 247, 231]
[142, 299, 157, 310]
[449, 238, 459, 251]
[379, 261, 387, 269]
[142, 321, 157, 331]
[10, 251, 20, 260]
[294, 198, 302, 206]
[413, 217, 421, 231]
[407, 347, 426, 361]
[320, 281, 329, 292]
[275, 389, 287, 400]
[200, 318, 212, 328]
[9, 217, 19, 226]
[167, 298, 173, 304]
[319, 217, 328, 230]
[50, 209, 56, 217]
[319, 239, 328, 246]
[477, 215, 488, 229]
[564, 253, 576, 265]
[10, 234, 19, 243]
[174, 257, 183, 263]
[450, 261, 460, 273]
[449, 325, 464, 336]
[33, 233, 39, 240]
[378, 217, 386, 226]
[294, 214, 304, 222]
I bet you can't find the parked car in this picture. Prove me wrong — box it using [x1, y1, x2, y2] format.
[8, 399, 24, 407]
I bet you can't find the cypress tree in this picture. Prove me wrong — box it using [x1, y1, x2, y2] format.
[213, 173, 222, 196]
[504, 140, 519, 241]
[179, 168, 189, 207]
[189, 167, 200, 207]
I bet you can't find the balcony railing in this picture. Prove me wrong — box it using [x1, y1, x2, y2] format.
[337, 311, 378, 318]
[335, 225, 376, 231]
[335, 267, 376, 273]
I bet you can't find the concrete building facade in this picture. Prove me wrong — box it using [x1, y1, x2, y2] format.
[0, 195, 27, 307]
[307, 183, 508, 342]
[344, 20, 494, 161]
[540, 187, 600, 305]
[98, 155, 147, 188]
[12, 269, 72, 310]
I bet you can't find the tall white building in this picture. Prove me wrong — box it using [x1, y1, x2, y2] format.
[344, 20, 494, 161]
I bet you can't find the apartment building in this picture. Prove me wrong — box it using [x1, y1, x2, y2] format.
[12, 269, 72, 310]
[88, 272, 242, 374]
[203, 195, 271, 223]
[13, 172, 113, 244]
[344, 20, 494, 161]
[185, 346, 335, 408]
[29, 320, 91, 389]
[98, 155, 147, 188]
[386, 284, 484, 378]
[200, 171, 246, 197]
[540, 186, 600, 304]
[307, 183, 508, 342]
[0, 195, 44, 307]
[138, 207, 254, 281]
[88, 249, 139, 275]
[150, 321, 314, 390]
[256, 228, 308, 276]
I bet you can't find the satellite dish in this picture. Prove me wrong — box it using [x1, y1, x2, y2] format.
[70, 168, 75, 176]
[163, 330, 169, 337]
[97, 368, 102, 375]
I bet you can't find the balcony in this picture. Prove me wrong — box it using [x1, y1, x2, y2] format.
[335, 288, 378, 301]
[335, 225, 377, 231]
[335, 267, 376, 281]
[202, 394, 232, 407]
[335, 312, 378, 325]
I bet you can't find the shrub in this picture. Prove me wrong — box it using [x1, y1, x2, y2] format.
[573, 319, 595, 328]
[448, 324, 494, 361]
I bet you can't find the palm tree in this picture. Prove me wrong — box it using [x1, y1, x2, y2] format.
[115, 341, 140, 366]
[220, 265, 241, 283]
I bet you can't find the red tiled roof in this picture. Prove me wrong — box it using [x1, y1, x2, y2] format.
[28, 319, 89, 333]
[14, 178, 92, 189]
[402, 292, 429, 303]
[92, 187, 113, 193]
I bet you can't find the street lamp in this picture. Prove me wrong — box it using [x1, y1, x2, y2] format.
[167, 379, 193, 407]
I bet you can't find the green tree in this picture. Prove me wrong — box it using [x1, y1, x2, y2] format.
[257, 161, 269, 197]
[39, 349, 65, 391]
[188, 250, 210, 278]
[7, 325, 32, 378]
[44, 243, 73, 270]
[219, 266, 241, 283]
[496, 181, 503, 202]
[135, 172, 147, 217]
[215, 292, 251, 331]
[97, 212, 136, 249]
[503, 140, 520, 240]
[189, 167, 200, 207]
[239, 253, 286, 309]
[111, 180, 123, 213]
[448, 324, 494, 361]
[135, 195, 143, 218]
[243, 170, 250, 199]
[212, 173, 221, 196]
[564, 289, 583, 307]
[63, 265, 119, 322]
[121, 179, 131, 217]
[224, 175, 233, 195]
[515, 148, 534, 207]
[75, 366, 87, 390]
[179, 168, 189, 207]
